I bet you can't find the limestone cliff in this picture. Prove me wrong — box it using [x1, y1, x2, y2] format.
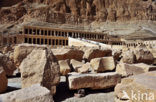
[0, 0, 156, 24]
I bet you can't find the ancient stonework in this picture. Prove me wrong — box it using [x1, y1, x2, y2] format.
[115, 71, 156, 102]
[0, 84, 54, 102]
[0, 67, 8, 94]
[20, 48, 60, 94]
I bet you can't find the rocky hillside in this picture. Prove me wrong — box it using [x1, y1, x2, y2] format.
[0, 0, 156, 24]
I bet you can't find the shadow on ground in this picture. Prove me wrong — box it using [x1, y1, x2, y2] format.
[53, 81, 114, 102]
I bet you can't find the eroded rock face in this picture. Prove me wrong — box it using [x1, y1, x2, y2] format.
[116, 62, 156, 77]
[0, 84, 54, 102]
[90, 57, 115, 72]
[20, 48, 60, 94]
[83, 48, 112, 62]
[68, 72, 121, 90]
[0, 53, 16, 76]
[0, 67, 8, 94]
[115, 71, 156, 102]
[52, 48, 84, 61]
[58, 59, 71, 76]
[1, 0, 156, 24]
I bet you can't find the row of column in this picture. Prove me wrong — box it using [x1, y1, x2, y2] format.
[24, 28, 109, 40]
[24, 37, 68, 46]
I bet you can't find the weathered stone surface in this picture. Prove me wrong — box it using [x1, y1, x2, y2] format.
[134, 48, 154, 64]
[70, 59, 84, 72]
[68, 72, 121, 90]
[19, 48, 60, 94]
[0, 53, 16, 76]
[116, 62, 156, 77]
[1, 0, 156, 24]
[0, 84, 54, 102]
[0, 67, 8, 94]
[112, 49, 122, 62]
[83, 48, 112, 61]
[121, 49, 154, 64]
[90, 57, 115, 72]
[52, 48, 84, 61]
[2, 45, 13, 54]
[121, 50, 136, 64]
[78, 63, 91, 73]
[115, 71, 156, 102]
[58, 59, 71, 76]
[14, 44, 47, 67]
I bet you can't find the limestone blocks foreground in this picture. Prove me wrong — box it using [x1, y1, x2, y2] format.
[0, 43, 156, 102]
[0, 67, 8, 94]
[68, 72, 121, 90]
[0, 84, 54, 102]
[19, 47, 60, 95]
[116, 62, 156, 77]
[115, 71, 156, 102]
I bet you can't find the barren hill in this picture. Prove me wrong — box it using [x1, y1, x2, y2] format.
[0, 0, 156, 39]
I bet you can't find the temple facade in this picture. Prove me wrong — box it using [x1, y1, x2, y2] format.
[0, 25, 155, 48]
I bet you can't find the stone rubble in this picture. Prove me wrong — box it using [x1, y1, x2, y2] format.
[0, 67, 8, 94]
[115, 71, 156, 102]
[20, 48, 60, 95]
[68, 72, 121, 90]
[0, 84, 54, 102]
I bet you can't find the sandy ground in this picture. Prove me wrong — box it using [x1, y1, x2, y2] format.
[6, 76, 115, 102]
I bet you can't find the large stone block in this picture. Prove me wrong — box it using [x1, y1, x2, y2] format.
[90, 57, 115, 72]
[14, 44, 47, 67]
[68, 72, 121, 90]
[115, 71, 156, 102]
[121, 50, 136, 64]
[19, 48, 60, 94]
[0, 84, 54, 102]
[78, 62, 91, 73]
[0, 53, 16, 76]
[58, 59, 71, 76]
[0, 67, 8, 94]
[116, 62, 156, 77]
[134, 48, 154, 64]
[83, 48, 112, 61]
[70, 59, 84, 72]
[52, 48, 84, 61]
[121, 49, 154, 64]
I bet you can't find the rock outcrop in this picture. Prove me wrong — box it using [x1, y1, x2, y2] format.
[115, 71, 156, 102]
[0, 84, 54, 102]
[68, 72, 121, 90]
[20, 48, 60, 94]
[0, 67, 8, 94]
